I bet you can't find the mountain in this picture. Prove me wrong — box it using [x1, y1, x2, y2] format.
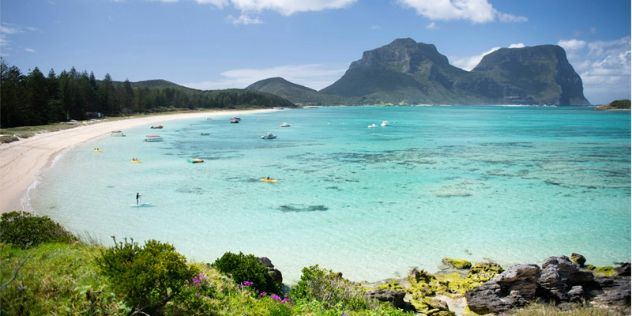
[250, 38, 589, 106]
[246, 77, 352, 105]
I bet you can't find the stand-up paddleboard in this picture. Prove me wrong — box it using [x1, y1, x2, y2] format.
[130, 203, 152, 207]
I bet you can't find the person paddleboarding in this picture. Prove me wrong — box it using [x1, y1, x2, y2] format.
[136, 192, 141, 205]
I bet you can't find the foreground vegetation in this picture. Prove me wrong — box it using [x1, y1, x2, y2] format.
[1, 212, 628, 315]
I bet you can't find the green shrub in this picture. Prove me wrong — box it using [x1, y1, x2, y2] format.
[95, 237, 197, 314]
[212, 251, 280, 295]
[290, 265, 379, 311]
[0, 211, 77, 247]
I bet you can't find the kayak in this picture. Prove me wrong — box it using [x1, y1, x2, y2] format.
[93, 149, 101, 152]
[261, 178, 278, 183]
[187, 158, 204, 163]
[131, 159, 141, 163]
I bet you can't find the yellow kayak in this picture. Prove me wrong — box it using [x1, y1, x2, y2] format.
[261, 178, 278, 183]
[131, 159, 141, 163]
[93, 149, 101, 152]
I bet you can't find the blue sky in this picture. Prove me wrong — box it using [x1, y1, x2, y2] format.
[1, 0, 630, 104]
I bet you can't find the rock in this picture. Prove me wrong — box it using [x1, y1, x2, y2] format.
[584, 276, 631, 306]
[423, 297, 450, 311]
[570, 253, 586, 266]
[537, 256, 594, 302]
[367, 288, 406, 308]
[614, 263, 631, 276]
[442, 258, 472, 270]
[465, 264, 541, 314]
[256, 256, 283, 285]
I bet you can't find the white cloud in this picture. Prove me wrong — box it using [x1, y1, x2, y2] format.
[450, 43, 524, 71]
[196, 0, 356, 16]
[558, 39, 586, 51]
[226, 14, 263, 25]
[426, 21, 436, 29]
[25, 48, 35, 53]
[181, 62, 349, 90]
[396, 0, 527, 24]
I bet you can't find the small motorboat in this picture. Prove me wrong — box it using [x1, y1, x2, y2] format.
[230, 117, 241, 123]
[110, 131, 126, 137]
[144, 134, 163, 142]
[151, 125, 163, 129]
[368, 124, 377, 128]
[187, 158, 204, 163]
[279, 122, 291, 127]
[261, 132, 277, 139]
[381, 121, 389, 126]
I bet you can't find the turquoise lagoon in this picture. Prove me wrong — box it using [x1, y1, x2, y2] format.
[29, 106, 631, 283]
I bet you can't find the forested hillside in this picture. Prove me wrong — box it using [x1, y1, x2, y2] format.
[0, 59, 295, 128]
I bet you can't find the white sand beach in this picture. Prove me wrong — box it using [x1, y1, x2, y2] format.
[0, 109, 275, 214]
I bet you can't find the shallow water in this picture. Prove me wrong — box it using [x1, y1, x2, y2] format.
[30, 106, 631, 283]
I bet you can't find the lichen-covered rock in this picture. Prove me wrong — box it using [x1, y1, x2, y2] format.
[423, 297, 450, 311]
[442, 258, 472, 269]
[570, 253, 586, 266]
[410, 297, 455, 316]
[469, 262, 504, 283]
[465, 264, 541, 314]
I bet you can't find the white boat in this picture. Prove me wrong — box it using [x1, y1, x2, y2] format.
[110, 130, 126, 137]
[230, 117, 241, 123]
[144, 134, 163, 142]
[368, 124, 377, 128]
[279, 122, 291, 127]
[261, 132, 277, 139]
[381, 121, 389, 126]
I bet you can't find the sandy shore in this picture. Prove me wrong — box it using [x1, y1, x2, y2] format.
[0, 109, 276, 214]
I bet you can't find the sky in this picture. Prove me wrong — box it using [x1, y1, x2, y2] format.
[1, 0, 630, 105]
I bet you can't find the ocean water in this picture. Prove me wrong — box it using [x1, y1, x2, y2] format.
[29, 106, 631, 283]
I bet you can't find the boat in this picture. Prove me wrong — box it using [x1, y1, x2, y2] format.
[151, 125, 163, 129]
[144, 134, 163, 142]
[110, 131, 126, 137]
[279, 122, 291, 127]
[230, 117, 241, 123]
[381, 121, 389, 126]
[200, 133, 210, 135]
[368, 124, 377, 128]
[261, 178, 278, 183]
[261, 132, 277, 139]
[187, 158, 204, 163]
[131, 159, 141, 163]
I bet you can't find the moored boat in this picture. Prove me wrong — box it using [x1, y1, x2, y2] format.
[187, 158, 204, 163]
[111, 131, 126, 137]
[368, 124, 377, 128]
[261, 132, 277, 139]
[151, 125, 163, 129]
[144, 134, 163, 142]
[280, 122, 291, 127]
[381, 121, 389, 126]
[230, 117, 241, 123]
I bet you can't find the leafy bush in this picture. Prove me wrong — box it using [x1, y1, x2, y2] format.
[95, 237, 197, 314]
[0, 211, 77, 247]
[213, 251, 280, 295]
[290, 265, 380, 312]
[609, 99, 631, 109]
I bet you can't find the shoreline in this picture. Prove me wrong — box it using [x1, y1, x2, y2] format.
[0, 109, 276, 214]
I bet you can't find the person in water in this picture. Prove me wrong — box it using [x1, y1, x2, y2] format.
[136, 192, 141, 205]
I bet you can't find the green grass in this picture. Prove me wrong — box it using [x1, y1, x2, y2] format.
[507, 302, 630, 316]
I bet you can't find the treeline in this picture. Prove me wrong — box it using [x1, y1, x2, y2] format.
[0, 59, 295, 128]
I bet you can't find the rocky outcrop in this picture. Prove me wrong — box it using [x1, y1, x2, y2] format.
[570, 253, 586, 266]
[257, 257, 283, 285]
[465, 256, 631, 314]
[367, 288, 406, 308]
[465, 264, 541, 314]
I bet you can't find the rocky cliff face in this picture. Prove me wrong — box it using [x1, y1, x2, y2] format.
[320, 38, 590, 105]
